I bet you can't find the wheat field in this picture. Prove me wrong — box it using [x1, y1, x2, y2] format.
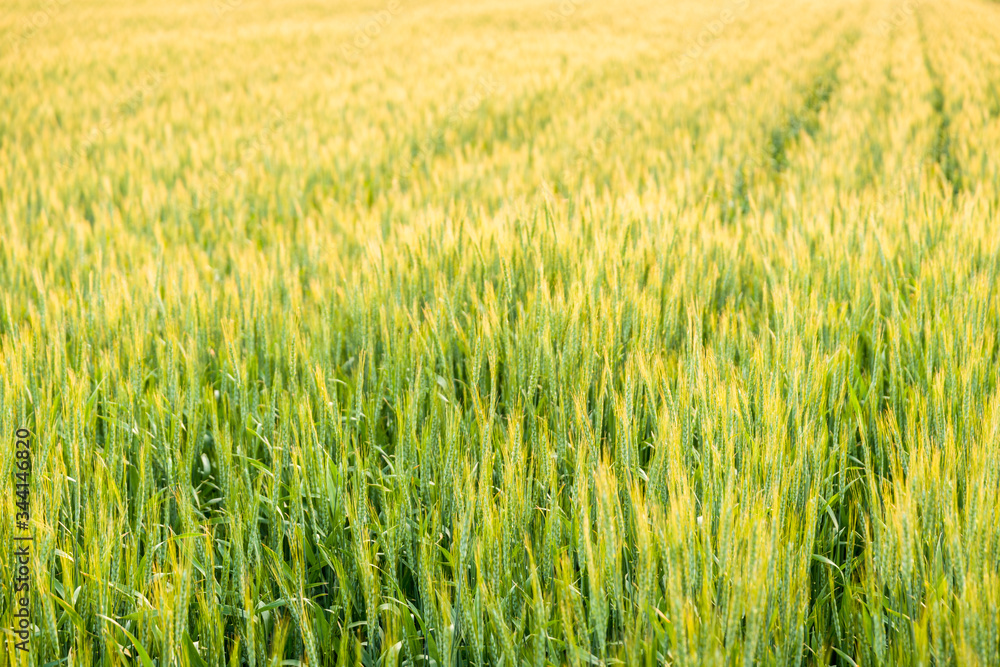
[2, 0, 1000, 664]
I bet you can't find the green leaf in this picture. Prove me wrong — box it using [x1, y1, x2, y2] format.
[98, 615, 155, 667]
[183, 631, 209, 667]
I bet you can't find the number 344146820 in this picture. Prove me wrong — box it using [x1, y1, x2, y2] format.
[15, 429, 30, 518]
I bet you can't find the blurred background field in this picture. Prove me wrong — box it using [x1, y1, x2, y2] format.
[2, 0, 1000, 664]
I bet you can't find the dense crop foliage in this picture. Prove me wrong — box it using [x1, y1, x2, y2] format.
[2, 0, 1000, 664]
